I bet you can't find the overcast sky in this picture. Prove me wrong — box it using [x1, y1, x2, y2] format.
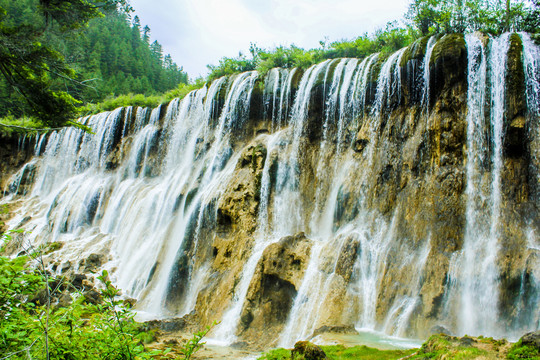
[129, 0, 410, 79]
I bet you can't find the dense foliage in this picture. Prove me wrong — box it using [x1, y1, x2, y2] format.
[60, 12, 188, 103]
[207, 0, 540, 80]
[207, 23, 413, 80]
[0, 0, 187, 128]
[0, 228, 212, 359]
[406, 0, 539, 35]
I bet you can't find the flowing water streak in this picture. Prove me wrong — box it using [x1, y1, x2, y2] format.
[277, 68, 297, 129]
[453, 33, 511, 337]
[263, 68, 281, 127]
[263, 68, 295, 130]
[336, 59, 360, 150]
[421, 36, 438, 111]
[520, 33, 540, 200]
[203, 72, 258, 184]
[366, 48, 406, 171]
[454, 33, 490, 335]
[272, 61, 332, 236]
[103, 99, 207, 305]
[309, 59, 349, 234]
[278, 240, 325, 347]
[356, 54, 379, 115]
[176, 76, 257, 312]
[383, 237, 431, 337]
[211, 132, 284, 344]
[314, 59, 363, 236]
[278, 59, 365, 344]
[213, 61, 338, 343]
[140, 74, 259, 315]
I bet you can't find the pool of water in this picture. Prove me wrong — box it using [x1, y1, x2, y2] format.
[310, 327, 423, 350]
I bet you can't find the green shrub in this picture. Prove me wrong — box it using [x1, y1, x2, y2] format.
[507, 340, 540, 360]
[0, 230, 208, 360]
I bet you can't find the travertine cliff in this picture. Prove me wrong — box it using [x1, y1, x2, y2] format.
[1, 33, 539, 347]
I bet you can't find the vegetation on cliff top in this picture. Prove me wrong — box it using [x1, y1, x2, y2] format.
[206, 0, 540, 80]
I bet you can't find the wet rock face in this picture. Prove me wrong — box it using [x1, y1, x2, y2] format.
[0, 135, 37, 194]
[239, 233, 312, 345]
[216, 142, 267, 234]
[195, 140, 269, 329]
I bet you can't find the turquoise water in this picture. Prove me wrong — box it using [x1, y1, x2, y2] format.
[311, 328, 423, 350]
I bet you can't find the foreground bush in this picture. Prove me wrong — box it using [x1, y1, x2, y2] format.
[0, 231, 209, 359]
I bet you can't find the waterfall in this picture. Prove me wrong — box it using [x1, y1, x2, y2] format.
[521, 33, 540, 201]
[445, 33, 514, 338]
[421, 36, 438, 111]
[3, 33, 539, 348]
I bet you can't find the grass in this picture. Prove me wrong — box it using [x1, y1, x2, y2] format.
[506, 340, 540, 360]
[80, 80, 206, 115]
[0, 80, 207, 135]
[257, 344, 418, 360]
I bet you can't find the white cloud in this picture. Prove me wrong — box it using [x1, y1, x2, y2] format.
[130, 0, 409, 78]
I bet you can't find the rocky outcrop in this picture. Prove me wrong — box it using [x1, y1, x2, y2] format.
[239, 233, 312, 345]
[0, 134, 38, 196]
[194, 140, 268, 327]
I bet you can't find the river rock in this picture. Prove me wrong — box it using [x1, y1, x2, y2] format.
[520, 330, 540, 350]
[292, 341, 327, 360]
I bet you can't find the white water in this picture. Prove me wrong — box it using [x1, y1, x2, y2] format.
[445, 33, 515, 338]
[421, 36, 438, 111]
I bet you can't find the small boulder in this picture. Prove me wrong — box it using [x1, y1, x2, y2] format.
[292, 341, 327, 360]
[312, 324, 358, 338]
[82, 289, 102, 305]
[520, 330, 540, 351]
[429, 325, 452, 336]
[83, 253, 104, 272]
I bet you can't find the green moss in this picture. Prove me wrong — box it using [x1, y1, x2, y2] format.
[322, 344, 417, 359]
[258, 348, 291, 360]
[399, 36, 431, 67]
[429, 34, 466, 67]
[44, 241, 64, 254]
[507, 340, 540, 360]
[257, 345, 417, 360]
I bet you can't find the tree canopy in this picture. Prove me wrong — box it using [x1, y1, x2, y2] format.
[0, 0, 187, 129]
[405, 0, 540, 36]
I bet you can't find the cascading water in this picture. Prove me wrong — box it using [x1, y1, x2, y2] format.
[3, 33, 539, 348]
[446, 33, 510, 337]
[421, 36, 438, 110]
[521, 33, 540, 201]
[442, 33, 540, 339]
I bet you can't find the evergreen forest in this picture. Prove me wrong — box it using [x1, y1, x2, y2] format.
[0, 0, 187, 127]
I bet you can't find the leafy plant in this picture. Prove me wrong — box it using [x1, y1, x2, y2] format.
[177, 321, 215, 360]
[0, 235, 212, 360]
[507, 339, 540, 359]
